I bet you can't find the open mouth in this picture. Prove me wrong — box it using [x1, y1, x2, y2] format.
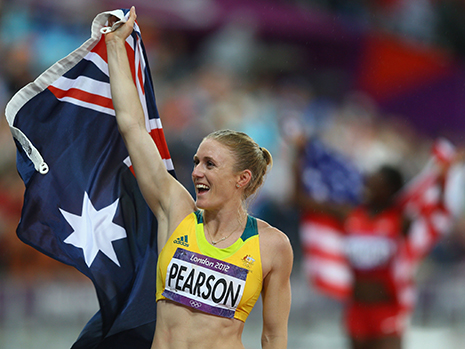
[196, 183, 210, 194]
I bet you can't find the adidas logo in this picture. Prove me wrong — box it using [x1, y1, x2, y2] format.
[174, 235, 189, 247]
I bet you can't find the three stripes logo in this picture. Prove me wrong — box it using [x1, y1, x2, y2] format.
[174, 235, 189, 247]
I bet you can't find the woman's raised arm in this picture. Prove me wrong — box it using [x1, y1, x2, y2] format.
[104, 7, 195, 239]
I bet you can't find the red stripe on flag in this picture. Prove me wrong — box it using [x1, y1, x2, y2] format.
[129, 165, 135, 176]
[125, 42, 136, 85]
[150, 128, 171, 161]
[49, 85, 114, 110]
[397, 174, 436, 209]
[137, 53, 145, 96]
[302, 213, 344, 230]
[91, 37, 108, 63]
[137, 61, 145, 95]
[300, 212, 351, 300]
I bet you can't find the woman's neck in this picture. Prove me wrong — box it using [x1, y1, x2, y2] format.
[202, 206, 247, 244]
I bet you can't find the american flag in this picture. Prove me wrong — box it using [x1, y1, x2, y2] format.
[298, 138, 362, 300]
[5, 9, 171, 348]
[394, 139, 455, 311]
[299, 138, 456, 309]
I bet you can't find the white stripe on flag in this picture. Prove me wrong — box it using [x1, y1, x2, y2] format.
[58, 97, 115, 116]
[136, 36, 147, 86]
[127, 33, 136, 50]
[149, 118, 163, 131]
[305, 257, 352, 287]
[51, 76, 111, 98]
[301, 221, 345, 255]
[133, 22, 141, 36]
[408, 218, 433, 256]
[164, 158, 175, 172]
[84, 52, 109, 76]
[131, 36, 151, 133]
[123, 156, 174, 172]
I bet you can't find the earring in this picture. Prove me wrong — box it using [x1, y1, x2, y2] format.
[236, 184, 240, 188]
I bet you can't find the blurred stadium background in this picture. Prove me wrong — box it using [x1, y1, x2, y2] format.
[1, 0, 465, 348]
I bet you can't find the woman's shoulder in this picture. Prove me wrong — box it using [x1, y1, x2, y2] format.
[255, 218, 293, 279]
[255, 218, 292, 255]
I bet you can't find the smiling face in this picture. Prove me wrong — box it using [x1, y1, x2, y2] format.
[192, 138, 240, 210]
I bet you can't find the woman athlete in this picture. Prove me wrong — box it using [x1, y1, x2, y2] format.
[293, 137, 449, 349]
[294, 153, 409, 348]
[105, 7, 293, 349]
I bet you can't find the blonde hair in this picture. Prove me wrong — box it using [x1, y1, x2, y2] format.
[204, 129, 273, 200]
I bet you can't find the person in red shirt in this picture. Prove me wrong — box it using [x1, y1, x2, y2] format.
[342, 166, 409, 349]
[294, 146, 412, 348]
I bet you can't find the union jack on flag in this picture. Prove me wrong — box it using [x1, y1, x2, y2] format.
[5, 9, 171, 348]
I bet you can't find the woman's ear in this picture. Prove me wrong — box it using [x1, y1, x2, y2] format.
[236, 169, 252, 189]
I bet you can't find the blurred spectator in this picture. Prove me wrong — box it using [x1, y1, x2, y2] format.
[436, 0, 465, 58]
[292, 132, 456, 348]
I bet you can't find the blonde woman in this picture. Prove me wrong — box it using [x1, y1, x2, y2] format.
[105, 7, 293, 349]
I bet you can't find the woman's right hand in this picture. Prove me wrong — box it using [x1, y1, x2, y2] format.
[104, 6, 137, 44]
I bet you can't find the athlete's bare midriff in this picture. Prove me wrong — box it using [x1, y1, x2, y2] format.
[152, 299, 246, 349]
[352, 278, 395, 303]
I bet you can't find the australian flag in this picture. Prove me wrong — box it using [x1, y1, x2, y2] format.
[4, 9, 172, 348]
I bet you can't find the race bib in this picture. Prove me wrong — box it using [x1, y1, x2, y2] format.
[345, 235, 396, 270]
[162, 248, 248, 318]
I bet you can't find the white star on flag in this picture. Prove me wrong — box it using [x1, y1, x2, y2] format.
[60, 192, 127, 267]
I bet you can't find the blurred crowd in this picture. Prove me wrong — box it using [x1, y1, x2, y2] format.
[303, 0, 465, 56]
[1, 0, 465, 337]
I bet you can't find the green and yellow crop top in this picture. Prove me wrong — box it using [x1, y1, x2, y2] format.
[156, 210, 262, 322]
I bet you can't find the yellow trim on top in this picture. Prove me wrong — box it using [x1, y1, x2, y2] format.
[196, 221, 253, 259]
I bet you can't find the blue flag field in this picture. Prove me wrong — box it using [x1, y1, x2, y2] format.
[4, 9, 172, 348]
